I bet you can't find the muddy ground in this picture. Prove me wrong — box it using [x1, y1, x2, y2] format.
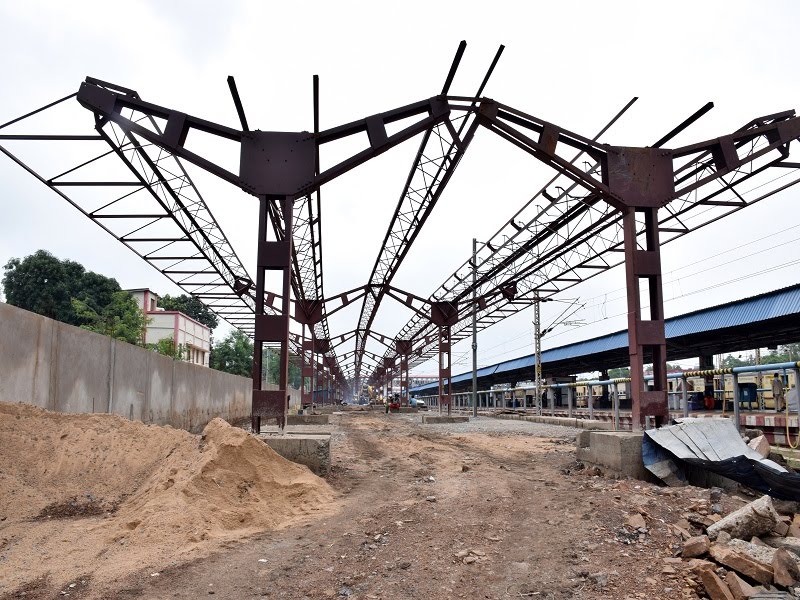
[2, 409, 746, 599]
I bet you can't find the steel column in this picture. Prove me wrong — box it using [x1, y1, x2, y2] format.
[301, 327, 313, 409]
[252, 196, 293, 432]
[397, 340, 412, 407]
[608, 146, 673, 430]
[438, 325, 452, 415]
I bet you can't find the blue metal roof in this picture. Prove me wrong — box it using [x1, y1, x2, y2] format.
[666, 285, 800, 337]
[409, 284, 800, 394]
[494, 355, 534, 374]
[450, 364, 497, 384]
[538, 330, 628, 364]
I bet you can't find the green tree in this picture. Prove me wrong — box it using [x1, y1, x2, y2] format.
[210, 330, 253, 376]
[158, 293, 218, 331]
[149, 336, 187, 360]
[265, 349, 302, 389]
[721, 354, 752, 368]
[72, 290, 148, 345]
[2, 249, 121, 325]
[762, 349, 789, 365]
[781, 343, 800, 362]
[608, 367, 630, 378]
[75, 270, 122, 320]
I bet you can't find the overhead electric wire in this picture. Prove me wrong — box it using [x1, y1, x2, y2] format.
[473, 257, 800, 364]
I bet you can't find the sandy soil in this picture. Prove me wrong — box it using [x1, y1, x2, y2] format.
[0, 402, 335, 597]
[1, 406, 753, 599]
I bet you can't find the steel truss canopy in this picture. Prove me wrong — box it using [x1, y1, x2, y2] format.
[3, 41, 800, 428]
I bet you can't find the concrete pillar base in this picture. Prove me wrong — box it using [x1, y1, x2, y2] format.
[575, 431, 650, 480]
[287, 414, 329, 426]
[260, 433, 330, 475]
[422, 415, 469, 424]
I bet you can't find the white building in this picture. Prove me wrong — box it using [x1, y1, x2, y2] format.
[127, 289, 211, 367]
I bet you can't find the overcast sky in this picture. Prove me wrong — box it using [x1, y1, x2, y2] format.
[2, 1, 800, 378]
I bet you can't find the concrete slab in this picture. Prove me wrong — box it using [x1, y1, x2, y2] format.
[287, 414, 329, 426]
[260, 433, 330, 476]
[576, 431, 650, 480]
[493, 413, 613, 430]
[422, 415, 470, 424]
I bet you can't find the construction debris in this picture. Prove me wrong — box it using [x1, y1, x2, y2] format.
[643, 418, 800, 501]
[707, 495, 780, 541]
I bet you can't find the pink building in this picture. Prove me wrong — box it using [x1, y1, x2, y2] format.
[127, 289, 211, 367]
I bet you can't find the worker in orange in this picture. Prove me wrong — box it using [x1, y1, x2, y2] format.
[703, 391, 715, 411]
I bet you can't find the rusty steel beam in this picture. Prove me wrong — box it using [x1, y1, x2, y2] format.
[5, 48, 800, 429]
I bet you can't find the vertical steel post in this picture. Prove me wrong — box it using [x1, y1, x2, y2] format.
[732, 373, 741, 431]
[682, 376, 689, 418]
[534, 292, 542, 417]
[251, 196, 293, 431]
[301, 326, 313, 410]
[609, 147, 672, 431]
[396, 340, 411, 407]
[472, 238, 478, 418]
[439, 325, 452, 416]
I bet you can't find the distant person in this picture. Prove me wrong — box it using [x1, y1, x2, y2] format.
[703, 392, 715, 411]
[772, 373, 785, 411]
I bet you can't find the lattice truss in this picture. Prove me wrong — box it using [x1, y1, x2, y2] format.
[351, 106, 480, 381]
[3, 50, 800, 393]
[0, 87, 263, 335]
[0, 82, 319, 361]
[380, 106, 800, 375]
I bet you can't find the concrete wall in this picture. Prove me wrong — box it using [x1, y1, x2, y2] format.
[0, 302, 253, 432]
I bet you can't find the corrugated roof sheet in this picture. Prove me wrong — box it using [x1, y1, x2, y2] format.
[539, 331, 628, 364]
[666, 284, 800, 337]
[409, 284, 800, 394]
[494, 355, 534, 374]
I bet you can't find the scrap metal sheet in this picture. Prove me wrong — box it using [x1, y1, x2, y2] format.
[643, 418, 800, 501]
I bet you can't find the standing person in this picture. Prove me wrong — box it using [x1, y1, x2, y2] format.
[772, 373, 786, 411]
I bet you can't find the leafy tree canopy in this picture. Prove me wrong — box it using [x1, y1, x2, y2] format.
[721, 355, 752, 368]
[761, 343, 800, 364]
[209, 333, 302, 388]
[148, 336, 186, 360]
[72, 290, 148, 345]
[158, 294, 218, 331]
[210, 330, 253, 377]
[2, 250, 121, 326]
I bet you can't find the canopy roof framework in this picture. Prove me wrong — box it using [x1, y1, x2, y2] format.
[2, 43, 800, 429]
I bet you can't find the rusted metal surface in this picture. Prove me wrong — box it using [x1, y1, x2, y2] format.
[3, 44, 800, 430]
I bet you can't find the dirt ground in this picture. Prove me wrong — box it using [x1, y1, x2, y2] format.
[1, 406, 753, 599]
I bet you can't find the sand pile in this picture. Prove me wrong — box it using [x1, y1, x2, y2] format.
[0, 401, 197, 519]
[111, 416, 335, 544]
[0, 401, 336, 595]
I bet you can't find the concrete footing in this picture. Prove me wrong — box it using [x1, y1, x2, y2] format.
[576, 430, 650, 480]
[398, 407, 418, 413]
[260, 434, 330, 475]
[422, 415, 469, 424]
[287, 414, 329, 426]
[496, 413, 612, 430]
